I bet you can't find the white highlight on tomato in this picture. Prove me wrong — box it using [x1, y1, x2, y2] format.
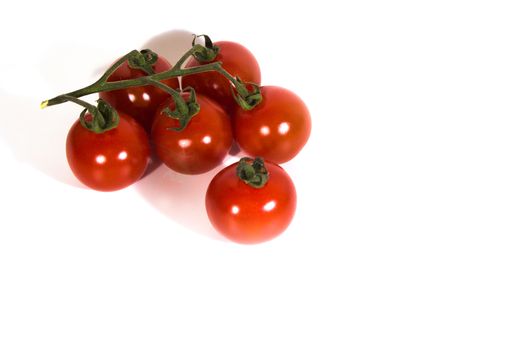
[263, 200, 276, 212]
[178, 139, 192, 148]
[142, 92, 150, 101]
[278, 122, 290, 135]
[118, 151, 128, 160]
[260, 126, 270, 135]
[95, 155, 106, 164]
[202, 135, 212, 144]
[231, 205, 240, 215]
[128, 93, 136, 102]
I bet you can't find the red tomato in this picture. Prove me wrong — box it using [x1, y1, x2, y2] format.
[66, 113, 150, 191]
[233, 86, 311, 164]
[151, 94, 233, 174]
[183, 41, 261, 114]
[205, 160, 296, 244]
[99, 55, 178, 132]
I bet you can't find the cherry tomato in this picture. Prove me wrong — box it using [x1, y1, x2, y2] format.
[183, 41, 261, 114]
[205, 160, 296, 244]
[99, 55, 178, 132]
[151, 94, 233, 174]
[233, 86, 311, 164]
[66, 113, 150, 191]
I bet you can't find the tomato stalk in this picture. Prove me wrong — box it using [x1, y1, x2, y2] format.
[173, 35, 218, 70]
[42, 59, 223, 107]
[144, 77, 191, 116]
[236, 157, 269, 188]
[58, 96, 119, 133]
[41, 35, 262, 131]
[127, 49, 158, 75]
[146, 78, 200, 131]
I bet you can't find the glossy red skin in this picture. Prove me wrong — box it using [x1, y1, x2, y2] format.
[183, 41, 261, 114]
[233, 86, 311, 164]
[151, 94, 233, 174]
[206, 161, 296, 244]
[66, 113, 150, 191]
[99, 55, 178, 132]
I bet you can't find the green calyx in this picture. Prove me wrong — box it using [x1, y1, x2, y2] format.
[236, 157, 269, 188]
[191, 34, 219, 62]
[231, 80, 263, 110]
[79, 99, 120, 133]
[163, 87, 200, 131]
[127, 49, 158, 75]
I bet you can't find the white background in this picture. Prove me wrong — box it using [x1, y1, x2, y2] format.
[1, 1, 524, 349]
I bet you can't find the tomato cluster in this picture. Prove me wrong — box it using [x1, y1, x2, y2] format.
[62, 37, 311, 244]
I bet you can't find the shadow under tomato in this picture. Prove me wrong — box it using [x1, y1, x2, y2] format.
[141, 29, 195, 66]
[133, 162, 231, 241]
[90, 29, 195, 83]
[0, 92, 83, 187]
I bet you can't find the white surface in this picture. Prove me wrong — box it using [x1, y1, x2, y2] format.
[1, 1, 525, 349]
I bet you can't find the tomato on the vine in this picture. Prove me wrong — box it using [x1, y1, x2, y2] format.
[233, 86, 311, 164]
[99, 55, 178, 132]
[151, 94, 233, 174]
[66, 113, 150, 191]
[205, 159, 296, 244]
[183, 41, 261, 114]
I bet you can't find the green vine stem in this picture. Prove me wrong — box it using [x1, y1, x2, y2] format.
[58, 96, 119, 133]
[173, 34, 218, 70]
[41, 38, 261, 115]
[41, 60, 221, 108]
[144, 77, 189, 116]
